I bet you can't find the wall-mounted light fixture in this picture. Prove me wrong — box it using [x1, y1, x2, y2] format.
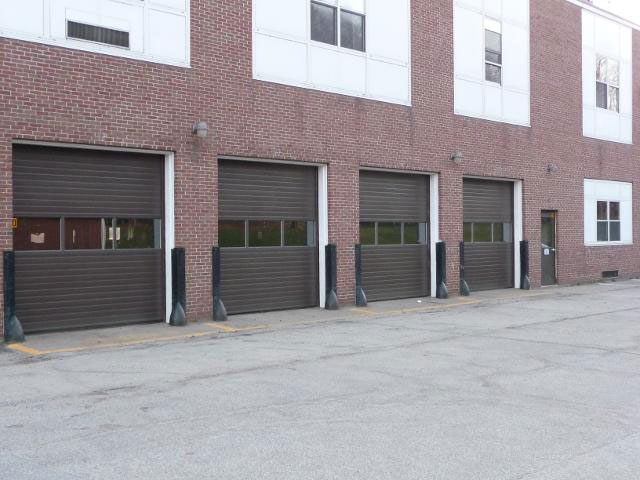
[192, 121, 209, 138]
[451, 151, 464, 165]
[547, 164, 558, 174]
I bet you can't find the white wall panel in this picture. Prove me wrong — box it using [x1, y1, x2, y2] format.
[0, 0, 45, 37]
[253, 0, 411, 105]
[454, 0, 530, 126]
[255, 34, 308, 84]
[150, 0, 186, 11]
[255, 0, 306, 40]
[148, 10, 187, 60]
[584, 179, 633, 245]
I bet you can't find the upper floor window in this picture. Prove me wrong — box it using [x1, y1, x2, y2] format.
[596, 55, 619, 113]
[596, 201, 621, 242]
[310, 0, 365, 52]
[484, 18, 502, 85]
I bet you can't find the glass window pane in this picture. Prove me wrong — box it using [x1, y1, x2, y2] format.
[474, 223, 493, 242]
[485, 63, 502, 84]
[608, 86, 619, 113]
[463, 222, 473, 242]
[116, 219, 160, 249]
[65, 218, 102, 250]
[284, 220, 315, 246]
[596, 56, 607, 82]
[493, 223, 504, 243]
[597, 201, 608, 220]
[360, 222, 375, 245]
[248, 220, 281, 247]
[219, 220, 245, 247]
[403, 223, 421, 244]
[609, 202, 620, 220]
[311, 2, 337, 46]
[13, 218, 60, 251]
[502, 223, 513, 242]
[378, 222, 402, 245]
[596, 82, 607, 109]
[485, 30, 502, 60]
[597, 221, 609, 242]
[607, 58, 619, 86]
[610, 221, 621, 241]
[340, 10, 364, 51]
[104, 218, 114, 249]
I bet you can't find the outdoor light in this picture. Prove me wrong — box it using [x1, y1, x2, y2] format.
[547, 164, 558, 174]
[192, 121, 209, 138]
[451, 151, 464, 165]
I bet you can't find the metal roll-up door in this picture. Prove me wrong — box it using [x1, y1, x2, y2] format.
[359, 170, 430, 302]
[12, 145, 164, 332]
[463, 178, 514, 291]
[218, 160, 318, 314]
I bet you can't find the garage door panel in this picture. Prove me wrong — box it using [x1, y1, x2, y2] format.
[464, 243, 514, 291]
[220, 247, 318, 314]
[463, 179, 513, 223]
[15, 250, 164, 332]
[360, 171, 429, 222]
[361, 245, 429, 301]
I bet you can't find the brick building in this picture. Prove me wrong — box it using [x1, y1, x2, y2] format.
[1, 0, 638, 335]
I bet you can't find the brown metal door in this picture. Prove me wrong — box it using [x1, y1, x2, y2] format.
[12, 145, 165, 332]
[218, 160, 319, 314]
[463, 179, 514, 291]
[359, 170, 430, 302]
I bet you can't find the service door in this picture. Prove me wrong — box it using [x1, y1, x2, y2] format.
[218, 160, 319, 314]
[463, 179, 514, 291]
[13, 145, 165, 332]
[359, 170, 430, 302]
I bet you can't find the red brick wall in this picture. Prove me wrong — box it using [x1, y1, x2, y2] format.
[1, 0, 639, 335]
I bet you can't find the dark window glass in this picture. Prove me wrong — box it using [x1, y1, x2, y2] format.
[597, 201, 608, 220]
[14, 218, 60, 251]
[116, 219, 161, 249]
[404, 223, 421, 245]
[493, 223, 504, 243]
[485, 30, 502, 63]
[485, 63, 502, 84]
[249, 220, 281, 247]
[608, 86, 619, 112]
[284, 221, 315, 246]
[474, 223, 493, 242]
[220, 221, 245, 248]
[378, 222, 402, 245]
[340, 10, 365, 51]
[609, 202, 620, 221]
[65, 218, 102, 250]
[597, 221, 609, 242]
[503, 223, 513, 242]
[610, 221, 621, 241]
[463, 223, 472, 242]
[596, 82, 607, 109]
[311, 2, 337, 46]
[360, 222, 375, 245]
[104, 218, 114, 249]
[67, 21, 130, 49]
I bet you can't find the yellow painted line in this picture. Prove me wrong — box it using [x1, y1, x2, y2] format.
[7, 343, 44, 356]
[208, 323, 269, 333]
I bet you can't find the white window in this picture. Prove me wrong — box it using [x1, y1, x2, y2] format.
[311, 0, 365, 52]
[582, 10, 631, 144]
[0, 0, 190, 67]
[584, 179, 632, 246]
[484, 18, 502, 85]
[253, 0, 410, 105]
[453, 0, 530, 126]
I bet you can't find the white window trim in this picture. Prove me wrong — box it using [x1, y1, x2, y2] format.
[595, 200, 622, 244]
[0, 0, 191, 68]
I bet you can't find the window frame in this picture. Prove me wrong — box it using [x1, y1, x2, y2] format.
[596, 200, 622, 243]
[310, 0, 366, 53]
[463, 222, 513, 244]
[219, 220, 318, 249]
[595, 55, 620, 113]
[483, 17, 503, 86]
[359, 221, 428, 246]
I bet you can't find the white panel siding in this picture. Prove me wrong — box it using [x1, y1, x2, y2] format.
[453, 0, 531, 126]
[584, 179, 633, 245]
[253, 0, 411, 105]
[0, 0, 190, 67]
[582, 10, 632, 144]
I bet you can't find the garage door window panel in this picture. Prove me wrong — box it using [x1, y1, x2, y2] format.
[14, 218, 61, 251]
[64, 218, 103, 250]
[220, 220, 246, 248]
[465, 222, 513, 243]
[360, 222, 376, 245]
[249, 220, 282, 247]
[284, 220, 316, 247]
[378, 222, 402, 245]
[115, 218, 161, 249]
[404, 223, 427, 245]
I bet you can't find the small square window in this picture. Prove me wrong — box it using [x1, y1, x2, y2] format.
[219, 220, 245, 248]
[378, 222, 402, 245]
[463, 223, 473, 243]
[249, 220, 281, 247]
[360, 222, 375, 245]
[116, 219, 161, 249]
[493, 223, 504, 243]
[404, 223, 427, 245]
[340, 10, 365, 52]
[311, 2, 337, 46]
[609, 221, 621, 242]
[474, 223, 493, 242]
[65, 218, 103, 250]
[597, 201, 608, 221]
[14, 218, 61, 251]
[485, 63, 502, 85]
[284, 220, 316, 246]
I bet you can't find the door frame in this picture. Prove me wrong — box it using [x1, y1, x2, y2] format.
[12, 139, 175, 323]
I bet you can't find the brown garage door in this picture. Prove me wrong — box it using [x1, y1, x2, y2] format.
[359, 170, 430, 302]
[12, 145, 165, 332]
[463, 178, 514, 291]
[218, 160, 319, 314]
